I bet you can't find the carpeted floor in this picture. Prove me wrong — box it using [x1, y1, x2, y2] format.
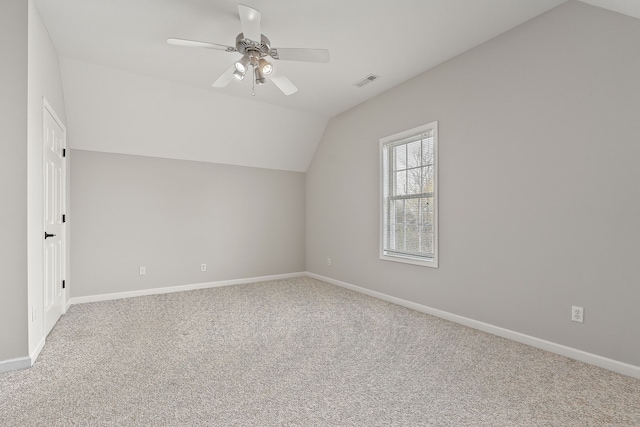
[1, 276, 638, 426]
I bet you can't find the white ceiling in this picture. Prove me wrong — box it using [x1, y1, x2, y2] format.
[32, 0, 640, 170]
[35, 0, 582, 118]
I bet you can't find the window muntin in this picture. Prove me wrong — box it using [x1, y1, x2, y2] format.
[381, 122, 438, 267]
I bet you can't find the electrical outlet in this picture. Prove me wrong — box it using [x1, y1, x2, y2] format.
[327, 258, 332, 266]
[139, 266, 146, 276]
[571, 306, 584, 323]
[201, 263, 207, 272]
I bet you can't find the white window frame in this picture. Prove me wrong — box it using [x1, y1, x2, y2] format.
[380, 121, 438, 268]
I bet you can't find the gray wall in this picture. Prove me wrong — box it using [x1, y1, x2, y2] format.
[71, 150, 305, 297]
[0, 0, 28, 362]
[307, 1, 640, 367]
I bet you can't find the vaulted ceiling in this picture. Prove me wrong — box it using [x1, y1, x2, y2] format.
[33, 0, 640, 171]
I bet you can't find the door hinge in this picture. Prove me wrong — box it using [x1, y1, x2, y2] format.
[62, 148, 66, 157]
[62, 280, 66, 289]
[62, 214, 66, 223]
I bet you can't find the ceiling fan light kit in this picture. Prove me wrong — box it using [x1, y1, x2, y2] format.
[234, 55, 251, 74]
[167, 4, 329, 96]
[233, 69, 245, 81]
[255, 67, 266, 85]
[258, 58, 273, 75]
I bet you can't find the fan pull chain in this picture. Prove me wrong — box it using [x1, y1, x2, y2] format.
[251, 66, 256, 96]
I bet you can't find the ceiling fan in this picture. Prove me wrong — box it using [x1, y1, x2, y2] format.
[167, 4, 330, 96]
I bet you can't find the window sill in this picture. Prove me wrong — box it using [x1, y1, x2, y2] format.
[380, 253, 438, 268]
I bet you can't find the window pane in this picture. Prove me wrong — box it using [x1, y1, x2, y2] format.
[420, 224, 434, 255]
[393, 224, 406, 251]
[422, 136, 434, 166]
[421, 165, 434, 194]
[407, 140, 421, 169]
[405, 224, 420, 253]
[395, 170, 406, 196]
[422, 196, 434, 225]
[407, 167, 422, 195]
[394, 144, 406, 170]
[406, 198, 419, 225]
[393, 196, 403, 212]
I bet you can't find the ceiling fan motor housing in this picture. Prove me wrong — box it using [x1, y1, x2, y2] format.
[236, 33, 271, 59]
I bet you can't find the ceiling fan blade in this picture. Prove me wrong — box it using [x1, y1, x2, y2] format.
[238, 4, 262, 43]
[271, 75, 298, 96]
[212, 64, 237, 88]
[167, 38, 235, 52]
[270, 48, 330, 63]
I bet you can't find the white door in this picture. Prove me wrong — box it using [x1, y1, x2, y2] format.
[43, 103, 66, 336]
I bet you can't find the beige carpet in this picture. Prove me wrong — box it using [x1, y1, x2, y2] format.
[1, 276, 638, 426]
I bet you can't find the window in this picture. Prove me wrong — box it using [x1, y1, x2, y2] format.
[380, 121, 438, 267]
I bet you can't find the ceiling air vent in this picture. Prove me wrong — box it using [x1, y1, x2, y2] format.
[354, 74, 380, 88]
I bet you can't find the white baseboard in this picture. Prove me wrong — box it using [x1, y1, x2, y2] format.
[0, 356, 31, 373]
[68, 272, 306, 305]
[306, 272, 640, 380]
[0, 339, 43, 373]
